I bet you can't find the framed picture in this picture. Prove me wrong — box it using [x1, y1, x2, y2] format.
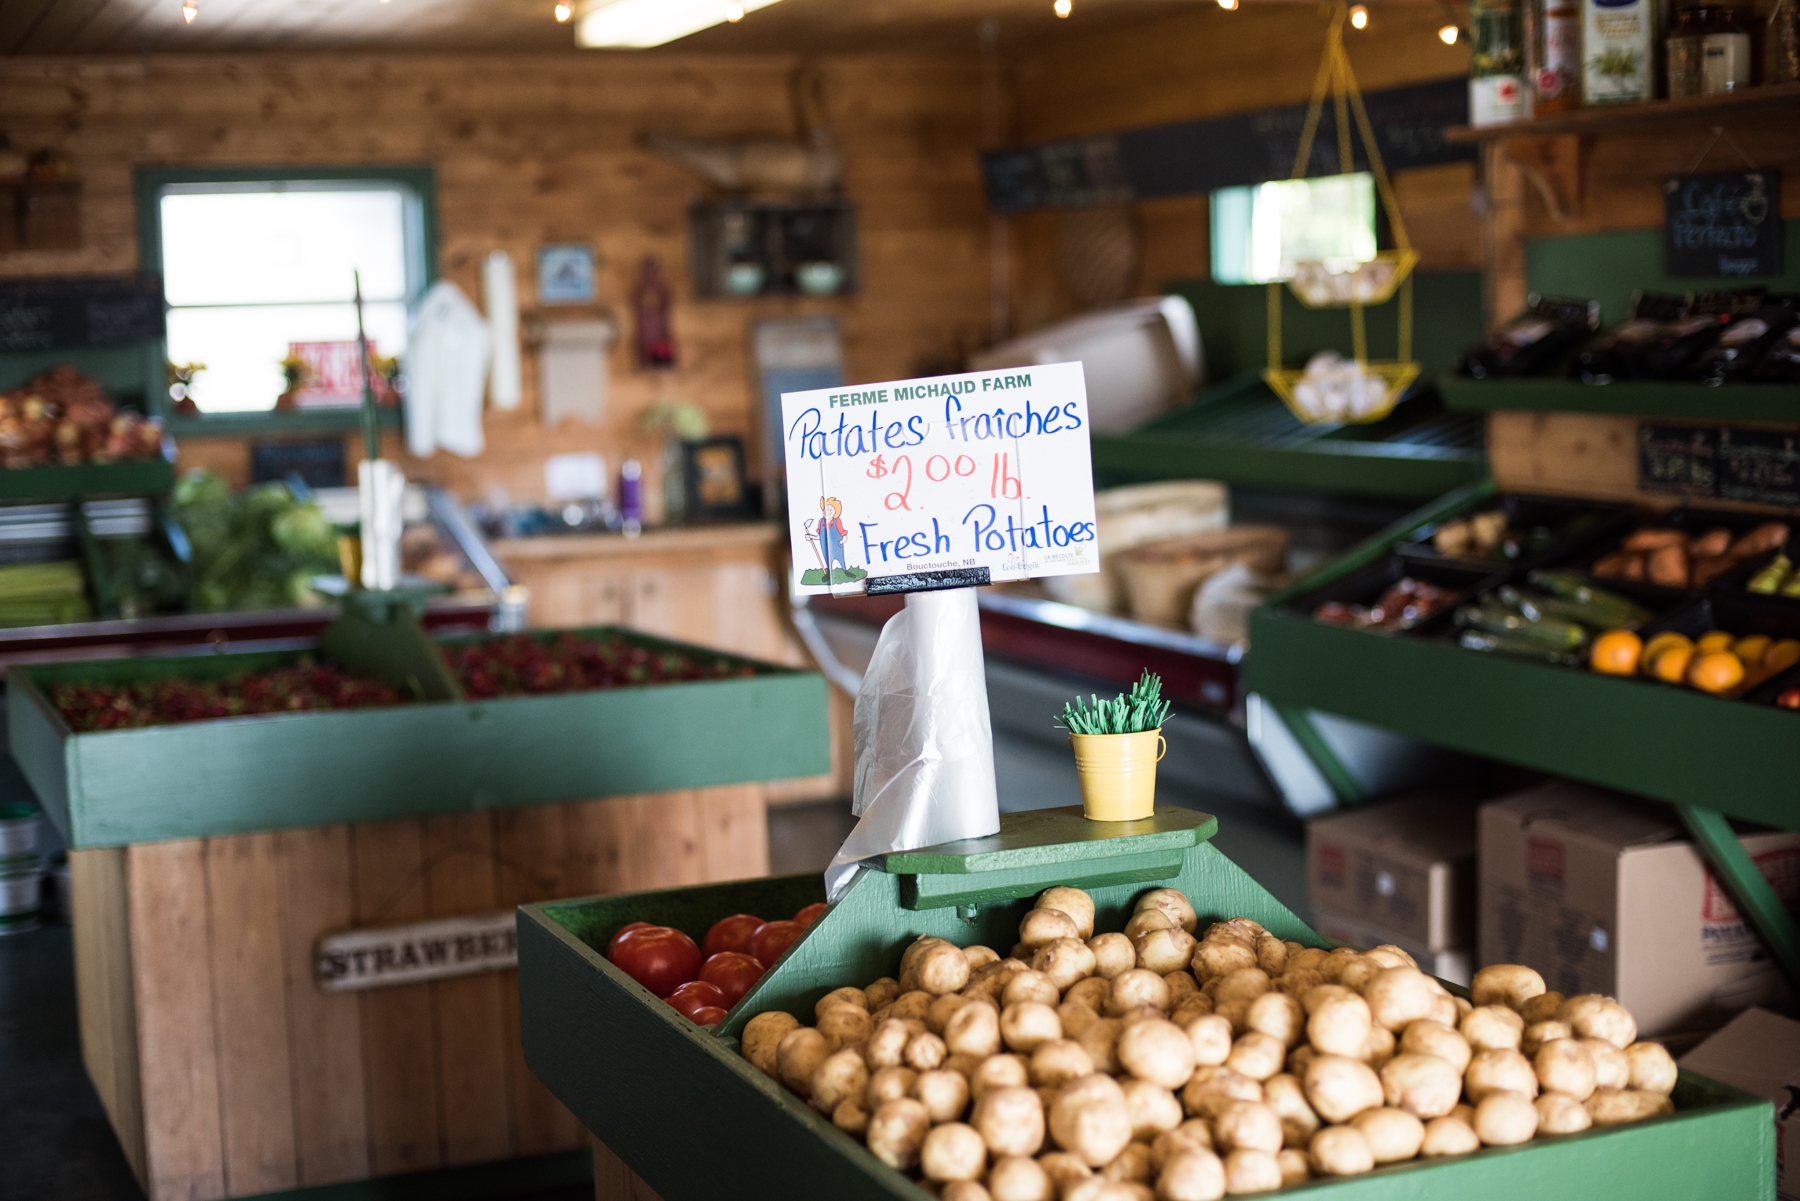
[681, 436, 753, 522]
[537, 244, 597, 305]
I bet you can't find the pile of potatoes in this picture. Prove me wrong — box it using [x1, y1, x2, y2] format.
[737, 885, 1678, 1200]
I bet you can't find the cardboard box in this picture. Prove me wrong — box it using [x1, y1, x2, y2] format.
[1480, 780, 1800, 1040]
[1306, 792, 1478, 954]
[1679, 1007, 1796, 1200]
[1312, 905, 1473, 986]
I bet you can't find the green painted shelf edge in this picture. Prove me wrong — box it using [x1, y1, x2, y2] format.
[9, 625, 830, 848]
[0, 456, 175, 501]
[166, 407, 404, 440]
[1089, 432, 1487, 500]
[1437, 373, 1800, 423]
[518, 818, 1774, 1201]
[881, 805, 1214, 874]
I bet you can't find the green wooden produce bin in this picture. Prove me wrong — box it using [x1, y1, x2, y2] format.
[9, 620, 829, 848]
[516, 806, 1773, 1201]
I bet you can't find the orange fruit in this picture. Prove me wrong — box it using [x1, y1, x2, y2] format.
[1733, 635, 1773, 665]
[1696, 630, 1734, 655]
[1590, 629, 1642, 676]
[1765, 639, 1800, 674]
[1687, 650, 1746, 695]
[1651, 644, 1695, 684]
[1639, 631, 1692, 670]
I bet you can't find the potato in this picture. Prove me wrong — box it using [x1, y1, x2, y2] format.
[1286, 1047, 1317, 1079]
[1535, 1091, 1592, 1135]
[1244, 992, 1304, 1049]
[1357, 1025, 1396, 1071]
[1307, 995, 1373, 1058]
[924, 1121, 989, 1182]
[1365, 944, 1417, 970]
[1135, 888, 1198, 934]
[947, 1000, 1004, 1058]
[1276, 969, 1325, 1001]
[1585, 1087, 1674, 1126]
[902, 937, 954, 989]
[1137, 927, 1199, 976]
[1067, 976, 1112, 1011]
[1364, 968, 1439, 1032]
[1123, 1080, 1184, 1141]
[1255, 936, 1289, 979]
[1221, 1148, 1281, 1194]
[1276, 1149, 1311, 1187]
[1191, 939, 1258, 981]
[1317, 948, 1362, 983]
[1041, 887, 1098, 939]
[1039, 1150, 1095, 1194]
[1627, 1042, 1678, 1094]
[1302, 1054, 1382, 1124]
[1560, 995, 1637, 1049]
[965, 945, 1003, 970]
[1465, 1048, 1538, 1102]
[1425, 993, 1460, 1029]
[1287, 947, 1328, 974]
[1582, 1038, 1630, 1090]
[929, 993, 974, 1035]
[819, 1004, 873, 1048]
[1127, 909, 1176, 943]
[1118, 1018, 1198, 1090]
[1172, 995, 1215, 1028]
[1155, 1149, 1226, 1201]
[1212, 1100, 1282, 1155]
[1078, 1018, 1124, 1075]
[1351, 1107, 1424, 1163]
[1212, 999, 1252, 1037]
[1419, 1114, 1479, 1157]
[1164, 972, 1200, 1004]
[833, 1095, 871, 1136]
[1037, 1085, 1065, 1116]
[1534, 1038, 1596, 1101]
[907, 1031, 950, 1072]
[972, 1055, 1031, 1099]
[1473, 1090, 1538, 1145]
[867, 1097, 932, 1169]
[1337, 958, 1383, 993]
[1184, 1014, 1234, 1066]
[1211, 969, 1270, 1007]
[1061, 1002, 1103, 1041]
[1399, 1020, 1471, 1073]
[989, 1155, 1056, 1201]
[1090, 933, 1139, 980]
[943, 1182, 995, 1201]
[1037, 939, 1101, 993]
[892, 991, 935, 1023]
[975, 1085, 1048, 1157]
[1151, 1119, 1215, 1168]
[1450, 1102, 1475, 1126]
[1260, 1074, 1320, 1149]
[1471, 964, 1546, 1012]
[1460, 1005, 1525, 1052]
[1308, 1125, 1374, 1176]
[742, 1011, 801, 1076]
[1225, 1033, 1285, 1082]
[1111, 969, 1173, 1015]
[816, 987, 869, 1019]
[1005, 970, 1064, 1009]
[1004, 1002, 1065, 1054]
[1032, 1039, 1096, 1089]
[1521, 1020, 1571, 1058]
[811, 1047, 871, 1113]
[1300, 984, 1357, 1015]
[919, 1068, 973, 1123]
[1102, 1141, 1154, 1184]
[945, 1052, 983, 1080]
[866, 1018, 917, 1069]
[1052, 1074, 1136, 1167]
[1519, 991, 1565, 1026]
[869, 1065, 919, 1106]
[865, 977, 902, 1011]
[778, 1027, 832, 1097]
[1180, 1065, 1262, 1119]
[1380, 1053, 1462, 1119]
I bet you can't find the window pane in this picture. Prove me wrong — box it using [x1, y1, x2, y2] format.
[1210, 172, 1376, 286]
[167, 302, 407, 413]
[160, 188, 409, 306]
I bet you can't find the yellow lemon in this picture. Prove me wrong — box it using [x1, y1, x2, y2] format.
[1590, 629, 1642, 676]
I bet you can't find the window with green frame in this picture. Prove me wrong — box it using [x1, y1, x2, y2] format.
[1210, 172, 1376, 286]
[136, 166, 436, 428]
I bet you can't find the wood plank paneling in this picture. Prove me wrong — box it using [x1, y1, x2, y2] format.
[273, 824, 371, 1187]
[127, 839, 226, 1201]
[69, 846, 148, 1191]
[628, 791, 705, 892]
[350, 818, 441, 1177]
[698, 785, 770, 884]
[564, 797, 636, 897]
[205, 833, 299, 1196]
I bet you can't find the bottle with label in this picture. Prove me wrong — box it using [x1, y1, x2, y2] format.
[1460, 295, 1601, 378]
[1583, 0, 1657, 104]
[1528, 0, 1584, 111]
[1667, 1, 1707, 96]
[1700, 3, 1753, 92]
[1472, 0, 1529, 124]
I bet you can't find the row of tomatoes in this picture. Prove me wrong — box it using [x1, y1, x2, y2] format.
[605, 901, 828, 1025]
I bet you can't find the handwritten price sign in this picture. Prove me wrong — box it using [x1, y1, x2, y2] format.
[781, 362, 1099, 595]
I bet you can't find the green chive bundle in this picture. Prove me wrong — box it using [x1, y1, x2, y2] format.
[1054, 670, 1172, 736]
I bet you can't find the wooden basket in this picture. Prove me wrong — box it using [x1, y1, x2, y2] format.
[1115, 525, 1290, 627]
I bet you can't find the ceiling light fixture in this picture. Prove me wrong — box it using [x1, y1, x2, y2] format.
[1054, 0, 1072, 15]
[1438, 22, 1457, 42]
[181, 0, 197, 20]
[1349, 4, 1369, 28]
[1217, 0, 1239, 11]
[555, 2, 572, 19]
[574, 0, 782, 47]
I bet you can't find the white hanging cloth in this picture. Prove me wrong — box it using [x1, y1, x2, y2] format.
[483, 251, 523, 411]
[403, 280, 491, 459]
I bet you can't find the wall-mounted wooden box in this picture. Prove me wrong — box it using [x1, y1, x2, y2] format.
[690, 202, 856, 299]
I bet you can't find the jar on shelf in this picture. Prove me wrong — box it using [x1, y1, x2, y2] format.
[1527, 0, 1583, 112]
[1472, 0, 1528, 125]
[1667, 1, 1708, 97]
[1700, 2, 1754, 92]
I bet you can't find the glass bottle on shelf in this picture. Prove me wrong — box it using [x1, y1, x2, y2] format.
[1667, 1, 1708, 97]
[1582, 0, 1658, 104]
[1528, 0, 1584, 111]
[1700, 2, 1754, 91]
[1471, 0, 1529, 125]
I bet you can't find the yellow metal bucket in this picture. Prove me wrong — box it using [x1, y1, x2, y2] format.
[1069, 730, 1166, 822]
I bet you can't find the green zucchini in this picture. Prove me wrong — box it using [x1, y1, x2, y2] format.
[1458, 629, 1583, 665]
[1455, 602, 1589, 650]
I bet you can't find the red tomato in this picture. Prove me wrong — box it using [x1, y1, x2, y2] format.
[608, 925, 702, 998]
[793, 902, 828, 928]
[690, 1006, 728, 1026]
[698, 951, 766, 1005]
[666, 980, 728, 1019]
[702, 913, 766, 959]
[606, 921, 653, 959]
[750, 919, 804, 968]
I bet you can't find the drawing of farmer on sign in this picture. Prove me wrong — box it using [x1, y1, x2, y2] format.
[801, 496, 867, 586]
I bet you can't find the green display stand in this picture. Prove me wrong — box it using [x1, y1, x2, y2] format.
[517, 806, 1773, 1201]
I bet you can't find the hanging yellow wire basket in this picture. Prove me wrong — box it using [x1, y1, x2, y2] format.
[1262, 3, 1421, 425]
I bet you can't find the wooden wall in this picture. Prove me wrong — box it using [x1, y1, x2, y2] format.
[0, 53, 991, 510]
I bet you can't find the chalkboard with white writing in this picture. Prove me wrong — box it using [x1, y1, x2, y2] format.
[1664, 170, 1782, 278]
[0, 275, 165, 352]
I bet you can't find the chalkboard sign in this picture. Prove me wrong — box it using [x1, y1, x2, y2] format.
[0, 275, 165, 352]
[251, 439, 347, 488]
[982, 78, 1471, 213]
[1639, 423, 1718, 498]
[1718, 426, 1800, 507]
[1664, 170, 1781, 278]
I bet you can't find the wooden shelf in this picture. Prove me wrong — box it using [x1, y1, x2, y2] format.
[1438, 374, 1800, 424]
[1445, 81, 1800, 143]
[165, 406, 402, 440]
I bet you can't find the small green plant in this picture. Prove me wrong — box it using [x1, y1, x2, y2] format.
[1054, 670, 1172, 736]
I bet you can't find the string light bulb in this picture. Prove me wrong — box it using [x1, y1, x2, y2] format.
[1053, 0, 1071, 15]
[1217, 0, 1239, 11]
[725, 2, 744, 19]
[1438, 22, 1458, 42]
[1349, 4, 1369, 27]
[181, 1, 197, 21]
[555, 1, 571, 19]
